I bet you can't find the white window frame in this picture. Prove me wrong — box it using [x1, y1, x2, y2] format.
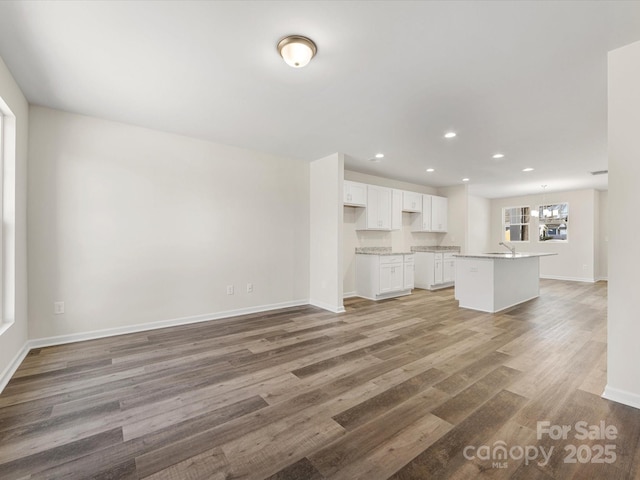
[536, 202, 569, 243]
[0, 96, 16, 336]
[502, 205, 531, 243]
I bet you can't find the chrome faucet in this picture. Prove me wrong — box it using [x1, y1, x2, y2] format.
[499, 242, 516, 255]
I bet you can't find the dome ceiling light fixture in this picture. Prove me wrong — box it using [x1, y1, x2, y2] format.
[277, 35, 317, 68]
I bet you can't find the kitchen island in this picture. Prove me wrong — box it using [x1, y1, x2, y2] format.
[454, 252, 557, 313]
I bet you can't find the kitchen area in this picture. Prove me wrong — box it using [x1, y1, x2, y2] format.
[343, 170, 464, 301]
[343, 170, 556, 312]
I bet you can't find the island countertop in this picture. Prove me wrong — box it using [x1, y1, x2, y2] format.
[355, 247, 413, 256]
[454, 252, 557, 259]
[411, 246, 461, 253]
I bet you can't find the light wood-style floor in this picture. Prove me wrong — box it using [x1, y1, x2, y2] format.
[1, 280, 638, 479]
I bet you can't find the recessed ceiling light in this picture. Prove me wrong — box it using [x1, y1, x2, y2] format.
[444, 132, 457, 139]
[493, 153, 505, 159]
[462, 178, 470, 182]
[426, 168, 435, 173]
[522, 167, 534, 172]
[375, 153, 384, 159]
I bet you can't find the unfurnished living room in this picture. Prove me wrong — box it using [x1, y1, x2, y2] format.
[0, 1, 640, 479]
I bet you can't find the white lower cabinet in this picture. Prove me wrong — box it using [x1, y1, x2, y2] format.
[443, 253, 456, 283]
[356, 254, 413, 300]
[415, 252, 456, 290]
[404, 255, 415, 289]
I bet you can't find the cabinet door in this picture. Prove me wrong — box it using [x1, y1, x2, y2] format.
[434, 258, 443, 285]
[391, 189, 403, 230]
[379, 264, 394, 293]
[380, 263, 404, 293]
[404, 262, 414, 289]
[402, 191, 422, 212]
[366, 185, 380, 228]
[443, 258, 455, 283]
[344, 181, 367, 207]
[422, 195, 433, 231]
[431, 196, 448, 232]
[366, 185, 392, 230]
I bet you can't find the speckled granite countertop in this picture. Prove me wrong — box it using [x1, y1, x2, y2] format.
[455, 252, 557, 259]
[355, 247, 414, 256]
[410, 246, 461, 253]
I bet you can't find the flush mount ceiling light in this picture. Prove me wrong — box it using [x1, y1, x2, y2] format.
[277, 35, 317, 68]
[462, 178, 470, 182]
[426, 168, 435, 172]
[523, 167, 534, 172]
[492, 153, 505, 159]
[444, 132, 457, 139]
[375, 153, 385, 159]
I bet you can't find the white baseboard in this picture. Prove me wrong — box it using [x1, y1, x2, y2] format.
[540, 275, 596, 283]
[0, 299, 312, 394]
[602, 385, 640, 410]
[28, 299, 310, 350]
[309, 299, 345, 313]
[0, 341, 30, 393]
[343, 291, 357, 299]
[596, 276, 609, 282]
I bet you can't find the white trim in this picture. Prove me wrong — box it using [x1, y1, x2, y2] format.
[459, 294, 539, 314]
[1, 300, 312, 393]
[540, 274, 595, 283]
[0, 319, 12, 337]
[343, 291, 357, 299]
[596, 276, 609, 282]
[354, 290, 412, 302]
[0, 341, 29, 393]
[28, 299, 309, 349]
[602, 385, 640, 410]
[309, 299, 345, 313]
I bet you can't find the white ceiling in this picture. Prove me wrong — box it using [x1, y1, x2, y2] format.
[1, 1, 639, 198]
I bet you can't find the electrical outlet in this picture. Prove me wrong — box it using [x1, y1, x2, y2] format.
[226, 285, 234, 295]
[54, 301, 65, 315]
[247, 283, 253, 293]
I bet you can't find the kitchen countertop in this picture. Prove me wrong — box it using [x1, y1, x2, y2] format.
[410, 246, 461, 253]
[355, 247, 413, 256]
[454, 252, 557, 259]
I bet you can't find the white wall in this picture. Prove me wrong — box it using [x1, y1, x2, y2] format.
[343, 171, 440, 296]
[437, 185, 468, 252]
[0, 56, 28, 389]
[28, 106, 309, 339]
[490, 189, 598, 282]
[605, 40, 640, 409]
[310, 153, 343, 312]
[467, 194, 491, 254]
[596, 190, 608, 281]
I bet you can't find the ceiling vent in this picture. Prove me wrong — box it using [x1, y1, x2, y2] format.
[590, 170, 608, 176]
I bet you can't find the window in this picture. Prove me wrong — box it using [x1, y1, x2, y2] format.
[0, 95, 16, 335]
[503, 206, 530, 242]
[537, 203, 569, 242]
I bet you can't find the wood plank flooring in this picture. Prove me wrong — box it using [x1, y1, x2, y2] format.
[1, 280, 639, 479]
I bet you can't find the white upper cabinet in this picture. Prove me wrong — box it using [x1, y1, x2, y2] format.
[344, 180, 367, 207]
[356, 185, 392, 230]
[392, 189, 403, 230]
[411, 194, 448, 232]
[345, 179, 447, 233]
[431, 195, 448, 232]
[402, 191, 422, 213]
[411, 195, 432, 232]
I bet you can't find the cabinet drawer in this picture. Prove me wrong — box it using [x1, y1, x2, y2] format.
[434, 253, 443, 261]
[403, 254, 414, 264]
[379, 255, 403, 264]
[444, 253, 456, 260]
